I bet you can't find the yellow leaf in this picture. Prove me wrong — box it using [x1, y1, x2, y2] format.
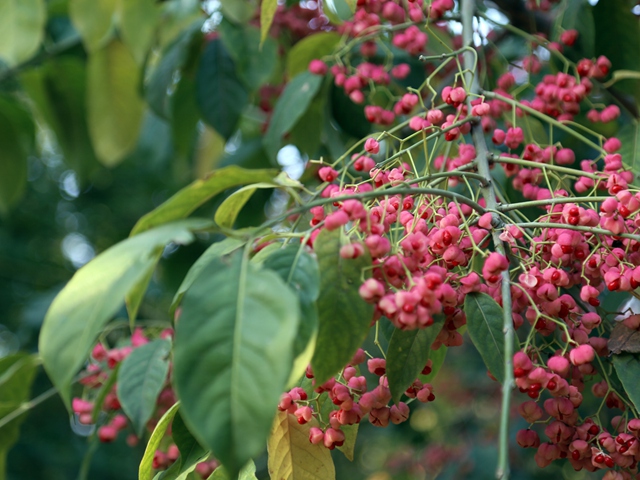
[260, 0, 278, 46]
[267, 411, 335, 480]
[87, 39, 145, 166]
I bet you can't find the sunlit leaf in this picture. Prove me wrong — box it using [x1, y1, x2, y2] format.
[39, 219, 212, 407]
[139, 402, 180, 480]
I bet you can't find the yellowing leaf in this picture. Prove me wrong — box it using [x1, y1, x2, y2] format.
[267, 411, 335, 480]
[0, 0, 46, 65]
[260, 0, 277, 46]
[87, 39, 145, 166]
[118, 0, 160, 64]
[69, 0, 118, 52]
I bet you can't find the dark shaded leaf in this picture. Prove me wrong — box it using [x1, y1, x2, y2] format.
[310, 229, 373, 384]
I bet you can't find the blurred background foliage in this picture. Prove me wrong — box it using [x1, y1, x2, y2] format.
[1, 0, 640, 478]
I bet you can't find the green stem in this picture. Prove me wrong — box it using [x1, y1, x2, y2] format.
[498, 196, 611, 212]
[491, 155, 601, 180]
[514, 222, 640, 241]
[462, 2, 513, 478]
[482, 91, 604, 154]
[262, 186, 486, 231]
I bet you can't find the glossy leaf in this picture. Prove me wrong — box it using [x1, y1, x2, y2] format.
[0, 353, 38, 475]
[267, 411, 336, 480]
[0, 95, 34, 213]
[196, 39, 248, 139]
[118, 339, 171, 437]
[139, 402, 181, 480]
[87, 39, 145, 166]
[264, 72, 323, 161]
[464, 292, 506, 384]
[310, 229, 374, 384]
[39, 219, 212, 408]
[263, 244, 320, 360]
[69, 0, 117, 51]
[260, 0, 277, 45]
[173, 252, 299, 477]
[330, 83, 370, 139]
[0, 0, 45, 66]
[386, 315, 445, 404]
[286, 32, 341, 78]
[171, 237, 247, 313]
[131, 166, 277, 235]
[612, 354, 640, 412]
[119, 0, 160, 64]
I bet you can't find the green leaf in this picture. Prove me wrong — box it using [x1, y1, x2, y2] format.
[125, 255, 160, 326]
[594, 0, 640, 101]
[131, 166, 277, 235]
[0, 0, 46, 66]
[554, 0, 594, 58]
[324, 0, 355, 21]
[286, 32, 341, 78]
[118, 339, 171, 437]
[612, 354, 640, 413]
[420, 346, 447, 384]
[289, 96, 325, 158]
[208, 460, 258, 480]
[310, 229, 373, 384]
[386, 315, 445, 404]
[263, 244, 320, 360]
[618, 121, 640, 183]
[330, 83, 370, 139]
[69, 0, 117, 51]
[0, 353, 38, 475]
[39, 219, 212, 408]
[20, 57, 99, 183]
[196, 39, 249, 139]
[219, 0, 257, 24]
[264, 72, 323, 161]
[173, 252, 299, 477]
[91, 363, 121, 422]
[0, 95, 34, 214]
[146, 20, 203, 119]
[87, 39, 145, 166]
[219, 21, 278, 92]
[139, 402, 181, 480]
[119, 0, 160, 64]
[336, 423, 358, 462]
[171, 237, 247, 313]
[214, 183, 276, 229]
[260, 0, 277, 45]
[464, 292, 506, 384]
[156, 412, 209, 480]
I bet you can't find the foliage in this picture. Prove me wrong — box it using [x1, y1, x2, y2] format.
[4, 0, 640, 479]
